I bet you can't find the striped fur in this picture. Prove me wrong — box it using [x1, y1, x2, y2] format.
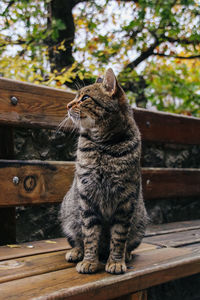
[60, 69, 147, 274]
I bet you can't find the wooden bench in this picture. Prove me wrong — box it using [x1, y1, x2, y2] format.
[0, 77, 200, 300]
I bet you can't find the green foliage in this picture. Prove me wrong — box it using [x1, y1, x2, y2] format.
[144, 59, 200, 116]
[0, 0, 200, 116]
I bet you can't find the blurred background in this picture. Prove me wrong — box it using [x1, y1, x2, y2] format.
[0, 0, 200, 116]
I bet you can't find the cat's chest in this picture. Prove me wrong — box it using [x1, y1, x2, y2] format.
[76, 158, 123, 218]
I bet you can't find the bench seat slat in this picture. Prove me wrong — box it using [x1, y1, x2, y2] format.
[0, 238, 70, 262]
[146, 220, 200, 237]
[1, 160, 200, 206]
[0, 239, 156, 262]
[0, 247, 199, 300]
[0, 250, 67, 284]
[144, 228, 200, 248]
[0, 243, 157, 284]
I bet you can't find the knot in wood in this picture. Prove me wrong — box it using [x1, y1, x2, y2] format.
[24, 175, 36, 192]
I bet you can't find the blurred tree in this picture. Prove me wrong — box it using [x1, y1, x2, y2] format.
[0, 0, 200, 116]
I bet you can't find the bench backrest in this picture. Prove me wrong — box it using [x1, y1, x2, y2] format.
[0, 77, 200, 208]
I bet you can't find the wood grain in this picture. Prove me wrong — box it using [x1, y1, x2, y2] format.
[146, 220, 200, 237]
[0, 77, 74, 129]
[144, 228, 200, 248]
[0, 160, 74, 206]
[0, 78, 200, 144]
[1, 161, 200, 207]
[0, 238, 157, 263]
[134, 108, 200, 145]
[0, 238, 70, 261]
[0, 243, 157, 285]
[1, 247, 198, 300]
[0, 250, 71, 284]
[142, 167, 200, 199]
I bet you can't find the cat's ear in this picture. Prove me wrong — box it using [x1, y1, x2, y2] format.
[102, 68, 117, 96]
[96, 77, 103, 83]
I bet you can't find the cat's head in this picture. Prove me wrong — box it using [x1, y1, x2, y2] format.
[67, 68, 127, 129]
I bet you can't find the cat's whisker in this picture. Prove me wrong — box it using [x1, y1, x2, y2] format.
[74, 80, 79, 91]
[80, 79, 85, 88]
[56, 115, 70, 134]
[74, 79, 82, 90]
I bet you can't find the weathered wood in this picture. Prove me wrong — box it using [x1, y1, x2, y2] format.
[0, 243, 156, 284]
[0, 238, 70, 261]
[146, 220, 200, 237]
[1, 247, 199, 300]
[184, 242, 200, 254]
[0, 160, 74, 206]
[0, 250, 68, 284]
[0, 126, 16, 245]
[0, 78, 200, 144]
[0, 238, 156, 263]
[144, 228, 200, 248]
[1, 161, 200, 207]
[0, 77, 74, 129]
[142, 168, 200, 199]
[134, 108, 200, 144]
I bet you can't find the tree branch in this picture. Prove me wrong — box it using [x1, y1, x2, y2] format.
[153, 52, 200, 59]
[160, 35, 200, 46]
[2, 0, 14, 16]
[124, 40, 159, 70]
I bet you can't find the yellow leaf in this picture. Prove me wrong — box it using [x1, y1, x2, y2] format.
[45, 240, 57, 244]
[7, 244, 21, 248]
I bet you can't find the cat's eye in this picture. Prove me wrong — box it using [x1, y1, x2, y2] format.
[80, 95, 90, 102]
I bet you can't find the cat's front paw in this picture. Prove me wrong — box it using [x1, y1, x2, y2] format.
[76, 260, 99, 274]
[105, 261, 127, 274]
[65, 247, 83, 263]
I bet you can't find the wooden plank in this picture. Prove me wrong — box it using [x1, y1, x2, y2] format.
[1, 161, 200, 206]
[0, 238, 70, 261]
[0, 238, 156, 262]
[1, 247, 199, 300]
[142, 168, 200, 199]
[0, 78, 200, 144]
[0, 160, 75, 206]
[0, 77, 74, 129]
[0, 243, 157, 284]
[183, 242, 200, 254]
[134, 108, 200, 145]
[146, 220, 200, 237]
[0, 250, 67, 284]
[144, 228, 200, 248]
[0, 126, 16, 245]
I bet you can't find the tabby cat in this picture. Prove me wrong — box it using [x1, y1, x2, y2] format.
[60, 68, 147, 274]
